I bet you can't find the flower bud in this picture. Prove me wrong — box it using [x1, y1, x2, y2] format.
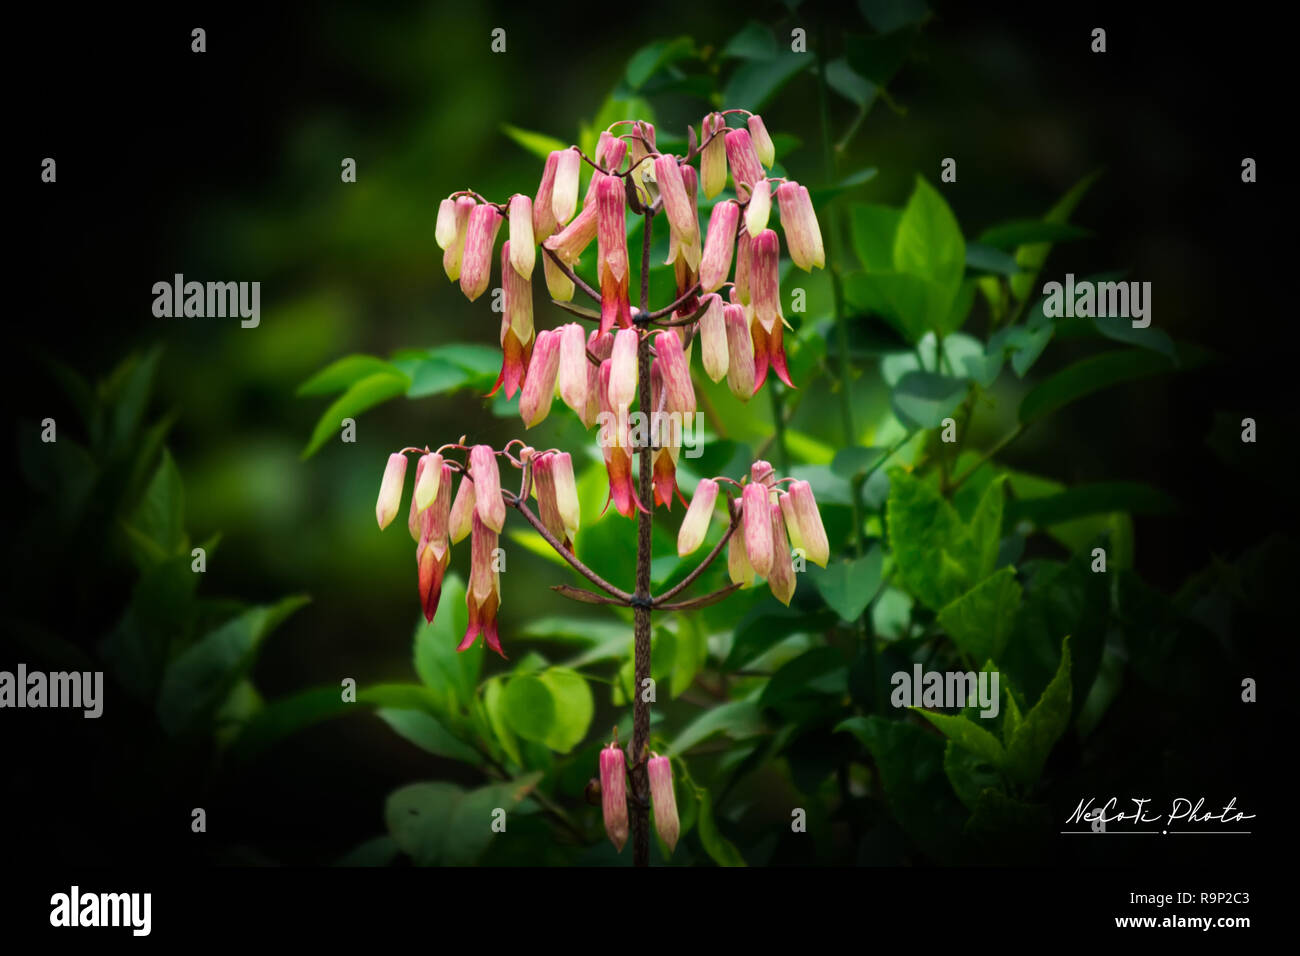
[788, 480, 829, 567]
[375, 453, 408, 530]
[413, 452, 444, 513]
[747, 114, 776, 168]
[724, 304, 756, 401]
[734, 229, 753, 304]
[776, 181, 825, 271]
[745, 179, 771, 238]
[751, 228, 781, 333]
[595, 131, 628, 172]
[448, 472, 476, 544]
[751, 459, 776, 487]
[542, 251, 575, 302]
[557, 322, 589, 415]
[656, 155, 699, 249]
[552, 451, 581, 544]
[648, 753, 680, 855]
[678, 478, 719, 555]
[655, 330, 696, 415]
[599, 744, 628, 853]
[742, 480, 774, 577]
[609, 327, 639, 412]
[724, 128, 764, 200]
[779, 491, 804, 552]
[700, 200, 739, 293]
[700, 112, 728, 199]
[553, 148, 581, 225]
[508, 195, 535, 278]
[441, 196, 476, 281]
[520, 328, 561, 427]
[767, 500, 797, 605]
[435, 198, 458, 250]
[698, 293, 728, 383]
[543, 202, 596, 266]
[459, 204, 503, 302]
[417, 461, 453, 623]
[728, 530, 756, 587]
[533, 152, 560, 241]
[596, 176, 633, 335]
[470, 444, 506, 533]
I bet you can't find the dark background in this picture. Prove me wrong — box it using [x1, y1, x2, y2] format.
[5, 0, 1283, 869]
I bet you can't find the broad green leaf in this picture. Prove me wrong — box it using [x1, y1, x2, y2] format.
[696, 788, 746, 866]
[626, 36, 694, 89]
[301, 371, 409, 459]
[894, 176, 964, 297]
[943, 740, 1003, 811]
[157, 595, 309, 735]
[483, 677, 524, 768]
[937, 566, 1022, 662]
[412, 575, 480, 717]
[987, 322, 1054, 378]
[1010, 170, 1102, 300]
[849, 203, 901, 272]
[404, 357, 472, 398]
[502, 674, 556, 746]
[670, 616, 707, 699]
[127, 448, 186, 565]
[537, 668, 594, 753]
[376, 708, 482, 765]
[722, 21, 778, 60]
[297, 354, 401, 396]
[1018, 349, 1176, 426]
[812, 546, 883, 621]
[964, 242, 1021, 276]
[976, 220, 1091, 249]
[886, 470, 978, 610]
[668, 700, 764, 755]
[890, 370, 968, 429]
[724, 53, 808, 111]
[385, 774, 542, 866]
[500, 123, 568, 160]
[968, 475, 1007, 580]
[911, 708, 1006, 766]
[1004, 636, 1073, 786]
[1090, 316, 1177, 361]
[760, 647, 848, 707]
[824, 57, 878, 108]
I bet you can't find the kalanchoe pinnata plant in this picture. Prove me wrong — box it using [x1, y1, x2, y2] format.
[374, 109, 826, 866]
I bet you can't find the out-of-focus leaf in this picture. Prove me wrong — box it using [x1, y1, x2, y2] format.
[722, 21, 778, 60]
[964, 242, 1021, 276]
[724, 53, 809, 111]
[297, 354, 402, 396]
[890, 370, 968, 429]
[824, 57, 878, 108]
[412, 575, 480, 717]
[811, 546, 883, 621]
[669, 700, 764, 755]
[696, 788, 746, 866]
[1004, 636, 1072, 786]
[537, 668, 594, 753]
[385, 773, 542, 865]
[1010, 170, 1102, 300]
[977, 220, 1091, 249]
[1018, 349, 1177, 426]
[626, 36, 695, 89]
[1007, 481, 1175, 526]
[376, 708, 483, 765]
[500, 123, 568, 160]
[301, 371, 409, 459]
[937, 566, 1021, 662]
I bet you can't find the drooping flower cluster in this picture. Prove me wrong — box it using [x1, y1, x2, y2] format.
[677, 459, 829, 607]
[599, 739, 679, 856]
[374, 442, 580, 658]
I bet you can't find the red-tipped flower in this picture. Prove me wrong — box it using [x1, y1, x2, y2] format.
[596, 176, 633, 335]
[520, 327, 561, 426]
[458, 512, 505, 658]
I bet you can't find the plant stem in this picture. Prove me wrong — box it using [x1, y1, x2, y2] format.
[769, 382, 790, 473]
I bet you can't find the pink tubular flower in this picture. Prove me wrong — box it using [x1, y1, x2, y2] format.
[553, 148, 581, 225]
[787, 479, 829, 567]
[541, 252, 575, 302]
[700, 200, 739, 293]
[435, 198, 458, 250]
[599, 743, 628, 853]
[728, 530, 755, 587]
[375, 453, 408, 530]
[582, 329, 613, 428]
[751, 228, 781, 333]
[448, 472, 476, 544]
[441, 196, 476, 282]
[734, 229, 753, 305]
[533, 151, 560, 241]
[677, 477, 719, 555]
[656, 155, 700, 266]
[533, 451, 580, 551]
[458, 512, 505, 658]
[747, 114, 776, 168]
[519, 327, 561, 427]
[700, 112, 728, 199]
[648, 753, 680, 855]
[767, 500, 796, 605]
[597, 361, 642, 518]
[543, 201, 597, 268]
[698, 293, 728, 383]
[596, 176, 633, 335]
[608, 327, 638, 412]
[655, 329, 696, 415]
[751, 459, 776, 487]
[723, 303, 756, 401]
[557, 322, 589, 416]
[417, 460, 453, 623]
[508, 195, 535, 278]
[488, 240, 535, 400]
[413, 452, 444, 514]
[596, 130, 628, 173]
[408, 454, 429, 542]
[776, 181, 825, 271]
[742, 480, 774, 577]
[459, 203, 503, 302]
[724, 127, 764, 200]
[469, 444, 506, 532]
[745, 179, 771, 238]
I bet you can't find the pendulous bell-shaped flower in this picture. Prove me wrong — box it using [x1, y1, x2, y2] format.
[597, 360, 641, 518]
[700, 112, 728, 199]
[655, 329, 696, 416]
[553, 148, 581, 226]
[697, 293, 728, 383]
[508, 195, 535, 278]
[416, 460, 453, 623]
[734, 229, 753, 305]
[448, 471, 476, 544]
[728, 529, 755, 588]
[458, 511, 505, 658]
[459, 203, 503, 302]
[742, 480, 774, 577]
[600, 743, 628, 853]
[724, 127, 764, 200]
[596, 175, 633, 335]
[469, 444, 506, 533]
[489, 240, 535, 400]
[608, 327, 638, 413]
[745, 179, 771, 238]
[441, 196, 476, 282]
[776, 181, 825, 271]
[723, 303, 756, 401]
[413, 452, 444, 513]
[747, 114, 776, 168]
[376, 453, 408, 530]
[519, 327, 560, 426]
[648, 753, 680, 855]
[533, 152, 560, 241]
[557, 322, 589, 416]
[656, 155, 700, 270]
[700, 200, 739, 293]
[435, 198, 458, 250]
[533, 450, 580, 551]
[677, 477, 719, 555]
[751, 316, 795, 391]
[751, 228, 781, 333]
[767, 499, 796, 605]
[785, 480, 829, 567]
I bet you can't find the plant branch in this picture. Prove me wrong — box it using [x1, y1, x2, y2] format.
[653, 508, 740, 606]
[504, 493, 632, 601]
[543, 246, 600, 304]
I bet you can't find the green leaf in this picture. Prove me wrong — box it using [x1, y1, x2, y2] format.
[696, 788, 746, 866]
[668, 700, 764, 755]
[812, 546, 883, 621]
[126, 448, 186, 566]
[483, 677, 524, 768]
[1089, 316, 1178, 362]
[537, 668, 594, 753]
[968, 475, 1007, 580]
[976, 220, 1091, 249]
[760, 647, 847, 707]
[843, 26, 919, 86]
[1004, 636, 1073, 786]
[412, 574, 480, 717]
[912, 709, 1006, 766]
[499, 123, 568, 160]
[987, 322, 1054, 378]
[301, 371, 409, 459]
[964, 242, 1022, 276]
[376, 708, 483, 765]
[157, 595, 309, 735]
[849, 202, 901, 272]
[297, 354, 401, 396]
[1007, 481, 1176, 526]
[886, 470, 982, 610]
[1010, 170, 1102, 300]
[724, 53, 809, 110]
[385, 774, 542, 866]
[722, 21, 778, 60]
[890, 370, 968, 429]
[502, 674, 556, 746]
[625, 36, 695, 89]
[937, 566, 1022, 662]
[894, 176, 965, 293]
[806, 167, 879, 207]
[1018, 349, 1176, 426]
[943, 741, 1003, 811]
[824, 57, 878, 108]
